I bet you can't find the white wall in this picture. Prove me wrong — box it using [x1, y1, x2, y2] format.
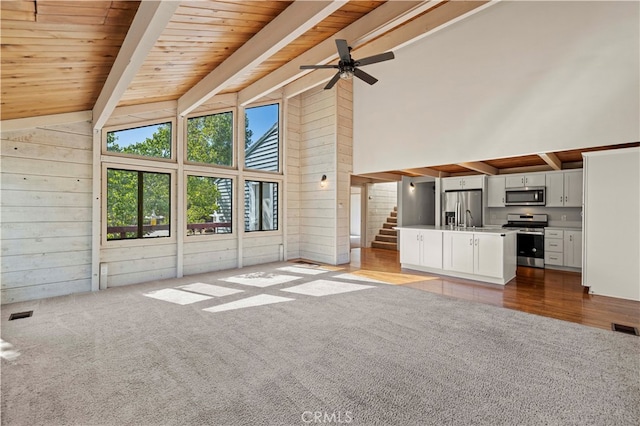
[350, 187, 361, 236]
[353, 1, 639, 174]
[583, 148, 640, 301]
[1, 120, 93, 303]
[399, 177, 436, 227]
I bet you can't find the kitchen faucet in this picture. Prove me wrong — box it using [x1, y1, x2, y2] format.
[465, 209, 474, 228]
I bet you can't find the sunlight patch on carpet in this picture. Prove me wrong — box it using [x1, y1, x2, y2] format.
[276, 266, 329, 275]
[220, 273, 302, 288]
[281, 280, 375, 297]
[143, 289, 212, 305]
[177, 283, 244, 297]
[203, 294, 295, 313]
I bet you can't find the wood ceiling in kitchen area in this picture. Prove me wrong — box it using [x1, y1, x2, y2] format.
[1, 1, 636, 176]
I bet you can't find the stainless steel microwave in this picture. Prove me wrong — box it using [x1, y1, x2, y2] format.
[505, 187, 546, 206]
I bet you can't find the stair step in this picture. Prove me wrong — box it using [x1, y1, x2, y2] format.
[387, 217, 397, 224]
[393, 206, 397, 212]
[375, 235, 397, 243]
[372, 241, 398, 250]
[380, 229, 397, 236]
[382, 222, 396, 229]
[390, 211, 397, 218]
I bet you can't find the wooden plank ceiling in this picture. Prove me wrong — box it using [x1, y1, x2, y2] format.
[1, 0, 140, 120]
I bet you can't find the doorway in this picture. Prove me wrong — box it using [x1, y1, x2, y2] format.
[350, 186, 363, 248]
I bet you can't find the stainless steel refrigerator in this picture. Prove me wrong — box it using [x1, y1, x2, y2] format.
[442, 189, 483, 227]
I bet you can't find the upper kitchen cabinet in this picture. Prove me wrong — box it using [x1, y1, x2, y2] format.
[487, 176, 506, 207]
[505, 173, 546, 188]
[441, 175, 484, 191]
[546, 170, 583, 207]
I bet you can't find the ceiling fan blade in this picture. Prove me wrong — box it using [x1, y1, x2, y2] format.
[353, 67, 378, 85]
[335, 39, 351, 63]
[356, 51, 395, 67]
[324, 72, 341, 90]
[300, 64, 339, 70]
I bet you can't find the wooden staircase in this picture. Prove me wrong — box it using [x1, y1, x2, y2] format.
[371, 207, 398, 250]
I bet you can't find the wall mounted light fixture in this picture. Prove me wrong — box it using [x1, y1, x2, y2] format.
[409, 181, 415, 191]
[320, 174, 327, 188]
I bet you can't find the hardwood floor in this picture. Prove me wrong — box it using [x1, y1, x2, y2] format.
[347, 248, 640, 332]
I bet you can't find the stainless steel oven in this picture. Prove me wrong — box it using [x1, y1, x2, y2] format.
[503, 214, 548, 268]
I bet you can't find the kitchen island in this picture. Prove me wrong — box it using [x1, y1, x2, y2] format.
[396, 226, 517, 285]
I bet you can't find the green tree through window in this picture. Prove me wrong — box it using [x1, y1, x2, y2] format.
[187, 112, 233, 166]
[107, 122, 171, 159]
[107, 169, 171, 240]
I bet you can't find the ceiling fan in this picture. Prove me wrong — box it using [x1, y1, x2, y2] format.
[300, 39, 395, 90]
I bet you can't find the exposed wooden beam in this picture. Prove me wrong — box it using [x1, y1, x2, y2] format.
[238, 1, 439, 106]
[284, 0, 494, 99]
[177, 1, 346, 117]
[538, 152, 563, 170]
[1, 110, 91, 132]
[92, 1, 180, 130]
[402, 167, 447, 178]
[357, 172, 402, 182]
[458, 161, 498, 175]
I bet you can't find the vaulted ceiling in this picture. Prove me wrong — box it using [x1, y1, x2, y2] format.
[2, 1, 635, 177]
[1, 0, 487, 124]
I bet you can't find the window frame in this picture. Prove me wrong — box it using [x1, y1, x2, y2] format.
[101, 162, 177, 246]
[243, 101, 282, 175]
[102, 118, 177, 163]
[243, 178, 280, 233]
[184, 107, 236, 170]
[184, 171, 235, 239]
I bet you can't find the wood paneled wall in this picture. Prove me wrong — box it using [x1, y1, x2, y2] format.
[286, 96, 301, 260]
[0, 84, 353, 302]
[1, 120, 93, 303]
[298, 81, 353, 265]
[336, 80, 353, 264]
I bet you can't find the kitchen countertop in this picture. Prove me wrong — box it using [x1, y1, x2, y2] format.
[544, 226, 582, 231]
[394, 225, 517, 235]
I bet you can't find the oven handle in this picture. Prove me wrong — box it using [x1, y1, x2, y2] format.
[517, 231, 545, 235]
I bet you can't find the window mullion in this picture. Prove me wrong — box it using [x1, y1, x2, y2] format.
[137, 171, 144, 238]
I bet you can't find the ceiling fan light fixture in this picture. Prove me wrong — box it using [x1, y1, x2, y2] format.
[339, 69, 354, 80]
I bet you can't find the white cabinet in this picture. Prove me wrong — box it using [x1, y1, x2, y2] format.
[487, 176, 506, 207]
[399, 229, 442, 269]
[564, 230, 582, 268]
[544, 228, 582, 269]
[443, 232, 475, 273]
[564, 170, 583, 207]
[443, 232, 504, 278]
[544, 229, 564, 266]
[399, 228, 421, 265]
[398, 227, 516, 285]
[441, 175, 484, 191]
[505, 173, 546, 188]
[546, 170, 583, 207]
[474, 233, 504, 278]
[546, 173, 565, 207]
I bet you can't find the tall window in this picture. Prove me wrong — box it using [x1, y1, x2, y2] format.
[187, 175, 232, 235]
[106, 122, 172, 159]
[187, 111, 233, 166]
[106, 169, 171, 240]
[244, 181, 278, 232]
[244, 104, 279, 172]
